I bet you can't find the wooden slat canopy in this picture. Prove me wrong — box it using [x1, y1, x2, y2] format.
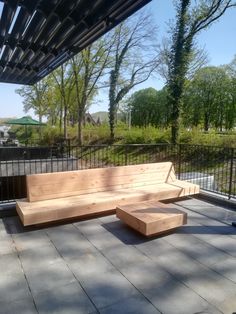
[0, 0, 151, 85]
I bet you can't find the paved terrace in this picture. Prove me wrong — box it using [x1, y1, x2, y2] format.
[0, 198, 236, 314]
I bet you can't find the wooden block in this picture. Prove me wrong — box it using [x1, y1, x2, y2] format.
[116, 201, 187, 236]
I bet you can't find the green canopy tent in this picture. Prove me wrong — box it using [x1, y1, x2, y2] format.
[6, 116, 46, 144]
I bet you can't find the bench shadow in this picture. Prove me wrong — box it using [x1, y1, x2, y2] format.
[102, 219, 236, 245]
[176, 224, 236, 235]
[101, 221, 176, 245]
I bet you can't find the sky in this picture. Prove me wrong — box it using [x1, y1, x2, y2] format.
[0, 0, 236, 118]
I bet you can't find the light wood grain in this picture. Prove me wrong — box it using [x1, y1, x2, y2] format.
[16, 162, 199, 226]
[26, 162, 175, 202]
[116, 201, 187, 236]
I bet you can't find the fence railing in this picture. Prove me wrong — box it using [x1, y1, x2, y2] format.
[0, 144, 235, 204]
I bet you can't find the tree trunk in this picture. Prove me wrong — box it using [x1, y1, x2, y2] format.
[78, 109, 83, 146]
[109, 70, 118, 141]
[204, 113, 209, 131]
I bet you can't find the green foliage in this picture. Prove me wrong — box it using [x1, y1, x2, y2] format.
[183, 66, 236, 131]
[166, 0, 236, 143]
[127, 87, 170, 127]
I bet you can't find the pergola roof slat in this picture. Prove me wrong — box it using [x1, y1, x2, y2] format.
[0, 0, 151, 85]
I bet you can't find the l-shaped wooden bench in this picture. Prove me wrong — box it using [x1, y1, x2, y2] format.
[16, 162, 199, 226]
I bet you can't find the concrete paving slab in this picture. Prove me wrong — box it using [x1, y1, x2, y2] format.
[211, 257, 236, 283]
[206, 235, 236, 257]
[99, 295, 161, 314]
[163, 231, 231, 266]
[47, 224, 98, 261]
[78, 269, 138, 309]
[25, 260, 76, 296]
[119, 260, 217, 314]
[79, 228, 124, 251]
[34, 282, 97, 314]
[0, 236, 15, 255]
[68, 250, 116, 278]
[182, 268, 236, 309]
[19, 242, 61, 271]
[0, 251, 22, 274]
[0, 297, 37, 314]
[103, 244, 149, 270]
[144, 280, 222, 314]
[0, 269, 31, 303]
[13, 230, 50, 251]
[74, 218, 106, 236]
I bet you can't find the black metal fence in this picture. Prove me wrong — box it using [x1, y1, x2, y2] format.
[0, 144, 235, 203]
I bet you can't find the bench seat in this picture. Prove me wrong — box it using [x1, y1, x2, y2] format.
[16, 180, 199, 226]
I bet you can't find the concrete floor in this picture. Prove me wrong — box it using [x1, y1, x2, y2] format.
[0, 197, 236, 314]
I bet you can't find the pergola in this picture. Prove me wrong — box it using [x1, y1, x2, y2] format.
[0, 0, 151, 85]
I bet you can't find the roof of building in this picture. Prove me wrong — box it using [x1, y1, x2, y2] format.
[0, 0, 151, 85]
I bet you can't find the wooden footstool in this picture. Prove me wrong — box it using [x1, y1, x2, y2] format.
[116, 201, 187, 237]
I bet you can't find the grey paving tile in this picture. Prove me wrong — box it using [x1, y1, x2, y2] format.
[80, 229, 123, 251]
[119, 261, 216, 314]
[0, 251, 22, 274]
[210, 257, 236, 283]
[19, 242, 61, 271]
[13, 230, 50, 251]
[68, 250, 115, 278]
[78, 269, 138, 309]
[103, 243, 150, 269]
[0, 297, 37, 314]
[217, 293, 236, 314]
[34, 282, 96, 314]
[140, 238, 236, 309]
[163, 231, 231, 266]
[144, 281, 222, 314]
[47, 224, 98, 261]
[74, 218, 105, 236]
[0, 220, 9, 238]
[99, 295, 161, 314]
[182, 268, 236, 309]
[0, 235, 15, 255]
[0, 269, 31, 303]
[25, 260, 76, 295]
[98, 215, 120, 224]
[206, 234, 236, 257]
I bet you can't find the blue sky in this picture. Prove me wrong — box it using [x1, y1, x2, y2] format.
[0, 0, 236, 117]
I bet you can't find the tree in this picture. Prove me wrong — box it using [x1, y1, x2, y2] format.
[158, 38, 209, 81]
[108, 11, 159, 140]
[71, 35, 112, 145]
[183, 66, 231, 130]
[16, 78, 48, 123]
[224, 55, 236, 129]
[167, 0, 236, 143]
[51, 64, 74, 139]
[127, 87, 169, 127]
[16, 78, 49, 139]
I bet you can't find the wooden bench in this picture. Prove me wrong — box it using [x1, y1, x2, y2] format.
[16, 162, 199, 226]
[116, 201, 187, 236]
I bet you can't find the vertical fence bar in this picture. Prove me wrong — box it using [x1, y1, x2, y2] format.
[125, 145, 128, 166]
[228, 147, 234, 200]
[177, 144, 181, 179]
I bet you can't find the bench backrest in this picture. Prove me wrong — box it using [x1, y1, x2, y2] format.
[26, 162, 176, 202]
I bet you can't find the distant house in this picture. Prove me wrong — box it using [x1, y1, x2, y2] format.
[0, 126, 10, 138]
[83, 113, 101, 126]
